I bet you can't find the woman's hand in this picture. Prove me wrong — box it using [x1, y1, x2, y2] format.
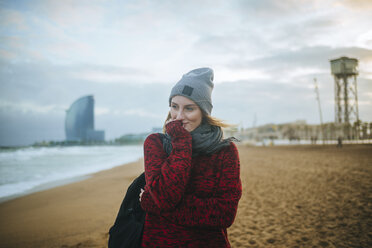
[165, 118, 180, 126]
[165, 119, 189, 138]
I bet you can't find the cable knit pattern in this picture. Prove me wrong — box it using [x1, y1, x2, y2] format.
[140, 120, 242, 248]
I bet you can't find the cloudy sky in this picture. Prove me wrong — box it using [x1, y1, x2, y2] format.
[1, 0, 372, 146]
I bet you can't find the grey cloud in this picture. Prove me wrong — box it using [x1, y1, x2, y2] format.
[0, 61, 154, 103]
[228, 46, 372, 76]
[339, 0, 372, 10]
[0, 61, 171, 145]
[234, 0, 318, 21]
[0, 109, 65, 146]
[1, 0, 372, 146]
[212, 79, 329, 127]
[193, 31, 266, 58]
[272, 18, 338, 47]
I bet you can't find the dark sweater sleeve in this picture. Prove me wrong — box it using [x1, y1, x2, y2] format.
[140, 121, 193, 212]
[162, 142, 242, 228]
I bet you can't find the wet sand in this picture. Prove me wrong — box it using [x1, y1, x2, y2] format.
[0, 144, 371, 248]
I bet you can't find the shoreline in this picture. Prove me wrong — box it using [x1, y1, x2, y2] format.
[0, 145, 144, 204]
[0, 145, 371, 248]
[0, 175, 91, 204]
[0, 157, 144, 204]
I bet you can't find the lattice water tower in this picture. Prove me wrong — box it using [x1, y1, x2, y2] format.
[330, 57, 359, 126]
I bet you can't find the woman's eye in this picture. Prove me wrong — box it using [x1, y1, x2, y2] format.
[171, 105, 177, 109]
[186, 107, 194, 111]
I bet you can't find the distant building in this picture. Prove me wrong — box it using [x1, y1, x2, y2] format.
[65, 95, 105, 142]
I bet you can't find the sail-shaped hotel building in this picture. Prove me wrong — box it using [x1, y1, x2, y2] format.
[65, 95, 105, 142]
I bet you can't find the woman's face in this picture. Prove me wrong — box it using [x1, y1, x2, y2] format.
[170, 95, 203, 132]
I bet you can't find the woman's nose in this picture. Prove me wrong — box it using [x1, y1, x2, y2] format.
[175, 110, 184, 120]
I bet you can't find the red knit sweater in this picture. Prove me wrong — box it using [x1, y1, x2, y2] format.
[140, 121, 242, 248]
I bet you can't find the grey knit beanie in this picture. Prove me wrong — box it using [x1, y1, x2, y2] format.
[169, 67, 214, 115]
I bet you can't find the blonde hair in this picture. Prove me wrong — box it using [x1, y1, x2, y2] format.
[162, 111, 232, 133]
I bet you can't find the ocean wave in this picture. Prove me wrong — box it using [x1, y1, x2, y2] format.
[0, 145, 143, 199]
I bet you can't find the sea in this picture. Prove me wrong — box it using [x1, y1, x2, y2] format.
[0, 145, 143, 202]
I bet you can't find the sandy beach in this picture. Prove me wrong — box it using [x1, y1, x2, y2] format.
[0, 144, 371, 248]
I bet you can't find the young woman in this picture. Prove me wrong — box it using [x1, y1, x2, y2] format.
[139, 68, 242, 247]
